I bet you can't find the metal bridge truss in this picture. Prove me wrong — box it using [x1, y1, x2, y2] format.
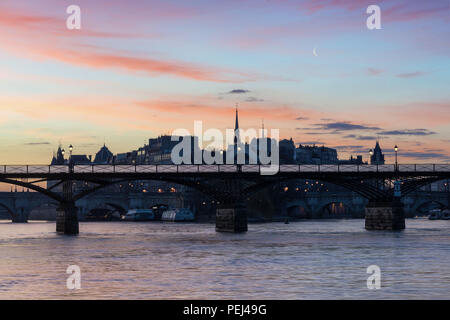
[0, 164, 449, 204]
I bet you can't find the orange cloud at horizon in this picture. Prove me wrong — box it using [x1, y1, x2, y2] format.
[1, 92, 448, 164]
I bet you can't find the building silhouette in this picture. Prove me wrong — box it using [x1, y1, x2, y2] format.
[234, 104, 240, 145]
[370, 141, 385, 165]
[94, 144, 113, 164]
[339, 155, 365, 165]
[50, 145, 91, 165]
[50, 145, 65, 165]
[49, 106, 375, 168]
[295, 145, 339, 164]
[279, 138, 296, 164]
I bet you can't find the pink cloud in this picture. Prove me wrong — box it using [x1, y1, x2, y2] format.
[0, 5, 256, 83]
[396, 71, 430, 78]
[135, 100, 324, 124]
[0, 6, 153, 39]
[300, 0, 378, 13]
[367, 68, 384, 76]
[383, 2, 449, 23]
[298, 0, 448, 23]
[38, 47, 250, 83]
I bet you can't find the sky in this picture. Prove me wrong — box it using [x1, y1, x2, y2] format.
[0, 0, 449, 165]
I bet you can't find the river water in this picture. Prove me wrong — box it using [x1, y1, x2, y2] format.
[0, 219, 449, 299]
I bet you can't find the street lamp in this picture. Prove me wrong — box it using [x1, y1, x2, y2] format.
[68, 144, 74, 173]
[369, 149, 373, 164]
[394, 145, 398, 170]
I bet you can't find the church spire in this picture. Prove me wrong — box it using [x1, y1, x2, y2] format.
[235, 103, 239, 131]
[234, 103, 240, 145]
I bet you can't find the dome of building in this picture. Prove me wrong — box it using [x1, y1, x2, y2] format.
[93, 144, 113, 164]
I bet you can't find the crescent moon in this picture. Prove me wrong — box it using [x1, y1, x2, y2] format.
[313, 47, 318, 57]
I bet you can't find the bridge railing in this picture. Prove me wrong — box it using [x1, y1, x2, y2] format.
[0, 165, 69, 174]
[0, 164, 450, 174]
[0, 164, 443, 173]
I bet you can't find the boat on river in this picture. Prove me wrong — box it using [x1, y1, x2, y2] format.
[151, 204, 169, 221]
[428, 208, 450, 220]
[85, 209, 121, 221]
[161, 208, 195, 222]
[122, 209, 155, 221]
[441, 209, 450, 220]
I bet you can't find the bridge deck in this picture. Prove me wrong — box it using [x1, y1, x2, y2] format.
[0, 164, 449, 175]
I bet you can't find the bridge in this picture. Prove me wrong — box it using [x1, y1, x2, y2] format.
[0, 191, 186, 221]
[1, 190, 448, 221]
[1, 163, 449, 234]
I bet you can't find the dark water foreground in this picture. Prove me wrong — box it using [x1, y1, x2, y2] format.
[0, 219, 449, 299]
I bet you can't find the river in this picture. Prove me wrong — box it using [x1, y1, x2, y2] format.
[0, 219, 449, 299]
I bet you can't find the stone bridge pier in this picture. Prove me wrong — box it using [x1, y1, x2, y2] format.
[216, 200, 248, 233]
[365, 201, 405, 230]
[215, 179, 248, 233]
[11, 207, 30, 223]
[56, 201, 79, 234]
[55, 180, 79, 235]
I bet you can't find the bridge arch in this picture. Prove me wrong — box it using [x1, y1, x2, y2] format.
[72, 177, 221, 203]
[28, 202, 59, 220]
[245, 177, 376, 201]
[413, 200, 446, 215]
[0, 203, 14, 219]
[0, 178, 63, 202]
[246, 175, 448, 202]
[78, 198, 129, 219]
[0, 177, 205, 209]
[0, 170, 448, 208]
[285, 200, 311, 218]
[104, 202, 127, 214]
[320, 201, 353, 218]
